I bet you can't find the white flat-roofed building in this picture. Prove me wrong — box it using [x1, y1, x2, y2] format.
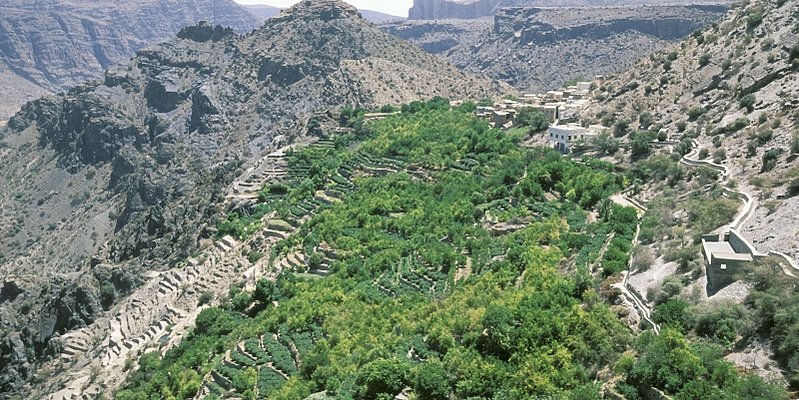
[548, 124, 597, 153]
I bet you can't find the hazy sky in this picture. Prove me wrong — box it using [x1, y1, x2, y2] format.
[234, 0, 414, 17]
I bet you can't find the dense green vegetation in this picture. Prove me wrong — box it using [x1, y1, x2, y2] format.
[118, 99, 788, 400]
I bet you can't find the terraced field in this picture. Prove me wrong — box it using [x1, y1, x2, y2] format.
[119, 101, 774, 400]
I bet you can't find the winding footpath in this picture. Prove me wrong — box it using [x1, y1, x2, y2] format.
[611, 137, 799, 336]
[679, 139, 798, 276]
[610, 192, 660, 334]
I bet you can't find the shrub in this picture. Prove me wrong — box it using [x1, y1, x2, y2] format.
[788, 178, 799, 197]
[614, 120, 630, 137]
[754, 128, 773, 145]
[198, 291, 214, 306]
[790, 44, 799, 62]
[698, 149, 709, 159]
[663, 60, 672, 72]
[713, 149, 727, 164]
[638, 112, 653, 130]
[746, 10, 764, 30]
[668, 51, 679, 61]
[698, 53, 711, 67]
[411, 363, 450, 400]
[515, 108, 549, 132]
[676, 121, 687, 132]
[357, 358, 409, 398]
[791, 134, 799, 154]
[721, 58, 732, 71]
[630, 131, 654, 159]
[687, 107, 705, 121]
[652, 299, 691, 330]
[715, 118, 749, 135]
[593, 132, 620, 154]
[761, 149, 781, 172]
[746, 142, 757, 157]
[632, 246, 655, 272]
[739, 94, 756, 112]
[248, 252, 263, 263]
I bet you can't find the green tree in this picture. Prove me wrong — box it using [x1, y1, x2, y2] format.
[357, 358, 409, 399]
[412, 362, 450, 400]
[739, 94, 756, 112]
[515, 108, 549, 132]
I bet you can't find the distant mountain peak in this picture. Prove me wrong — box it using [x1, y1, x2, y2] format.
[275, 0, 360, 22]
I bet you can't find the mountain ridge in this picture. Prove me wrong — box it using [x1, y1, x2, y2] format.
[243, 4, 406, 23]
[0, 1, 505, 397]
[408, 0, 733, 19]
[583, 0, 799, 261]
[0, 0, 261, 119]
[384, 5, 727, 92]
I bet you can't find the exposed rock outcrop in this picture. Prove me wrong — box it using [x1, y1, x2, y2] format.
[409, 0, 499, 20]
[0, 0, 261, 119]
[584, 0, 799, 261]
[385, 5, 727, 92]
[408, 0, 731, 20]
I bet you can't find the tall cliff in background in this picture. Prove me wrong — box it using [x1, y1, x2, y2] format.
[408, 0, 731, 19]
[0, 0, 261, 119]
[409, 0, 499, 20]
[387, 5, 727, 92]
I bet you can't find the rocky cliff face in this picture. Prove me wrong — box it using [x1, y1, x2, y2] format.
[385, 5, 727, 92]
[0, 1, 505, 397]
[584, 0, 799, 262]
[409, 0, 499, 20]
[408, 0, 731, 20]
[0, 0, 261, 119]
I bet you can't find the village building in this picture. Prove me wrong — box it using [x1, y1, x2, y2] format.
[545, 90, 565, 101]
[576, 81, 592, 92]
[548, 124, 597, 153]
[702, 230, 766, 295]
[475, 106, 495, 118]
[491, 109, 516, 128]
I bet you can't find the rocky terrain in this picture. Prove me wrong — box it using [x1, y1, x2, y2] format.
[241, 4, 283, 20]
[0, 0, 261, 120]
[584, 0, 799, 261]
[408, 0, 732, 20]
[384, 5, 727, 92]
[244, 5, 405, 24]
[0, 1, 505, 397]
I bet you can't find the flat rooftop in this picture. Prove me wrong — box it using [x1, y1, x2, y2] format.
[549, 125, 587, 132]
[703, 241, 754, 263]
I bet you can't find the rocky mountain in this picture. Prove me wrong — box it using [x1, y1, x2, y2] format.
[241, 4, 283, 20]
[385, 5, 727, 92]
[0, 1, 505, 397]
[244, 4, 406, 24]
[584, 0, 799, 260]
[0, 0, 261, 120]
[408, 0, 732, 20]
[360, 9, 407, 23]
